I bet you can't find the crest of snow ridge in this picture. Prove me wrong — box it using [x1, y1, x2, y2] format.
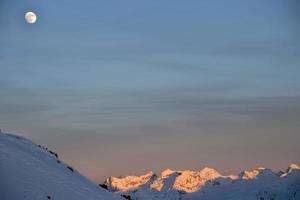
[104, 164, 300, 194]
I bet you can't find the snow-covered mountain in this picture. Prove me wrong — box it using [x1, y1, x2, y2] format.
[1, 131, 299, 200]
[102, 164, 300, 200]
[0, 132, 121, 200]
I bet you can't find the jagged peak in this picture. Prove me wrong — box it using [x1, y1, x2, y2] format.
[239, 167, 275, 180]
[161, 168, 177, 178]
[150, 170, 180, 192]
[287, 163, 300, 172]
[144, 170, 155, 177]
[199, 167, 222, 177]
[239, 169, 260, 180]
[104, 171, 156, 192]
[169, 167, 222, 193]
[256, 167, 266, 171]
[110, 170, 154, 180]
[201, 166, 216, 171]
[280, 163, 300, 177]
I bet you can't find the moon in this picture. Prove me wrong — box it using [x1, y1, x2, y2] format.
[25, 12, 37, 24]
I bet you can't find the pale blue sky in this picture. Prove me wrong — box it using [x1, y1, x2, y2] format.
[0, 0, 300, 181]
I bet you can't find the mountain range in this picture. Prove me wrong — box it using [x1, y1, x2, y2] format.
[0, 132, 299, 200]
[102, 163, 300, 200]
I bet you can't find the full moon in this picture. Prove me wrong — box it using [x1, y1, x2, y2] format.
[25, 12, 37, 24]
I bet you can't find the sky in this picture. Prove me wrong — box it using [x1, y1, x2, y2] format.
[0, 0, 300, 182]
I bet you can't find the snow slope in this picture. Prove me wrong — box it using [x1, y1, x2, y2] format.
[0, 132, 120, 200]
[103, 165, 300, 200]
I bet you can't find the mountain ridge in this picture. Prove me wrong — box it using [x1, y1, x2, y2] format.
[0, 132, 121, 200]
[104, 164, 300, 192]
[102, 164, 300, 200]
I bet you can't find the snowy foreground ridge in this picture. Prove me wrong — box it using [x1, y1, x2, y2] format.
[0, 132, 121, 200]
[0, 132, 299, 200]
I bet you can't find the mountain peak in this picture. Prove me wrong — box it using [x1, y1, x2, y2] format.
[239, 166, 278, 180]
[239, 167, 266, 180]
[288, 163, 300, 171]
[199, 167, 221, 176]
[282, 163, 300, 176]
[105, 171, 156, 192]
[161, 169, 177, 178]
